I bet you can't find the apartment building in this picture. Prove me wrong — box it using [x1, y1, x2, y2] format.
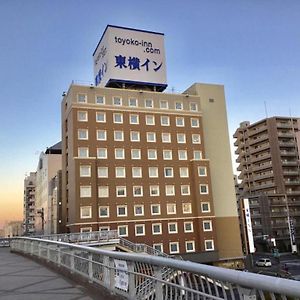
[234, 117, 300, 252]
[23, 172, 36, 235]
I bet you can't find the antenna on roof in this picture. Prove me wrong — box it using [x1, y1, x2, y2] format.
[264, 101, 268, 118]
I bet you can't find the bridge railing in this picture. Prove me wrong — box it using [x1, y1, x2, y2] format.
[10, 237, 300, 300]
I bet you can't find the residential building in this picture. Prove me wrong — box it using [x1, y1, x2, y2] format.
[23, 172, 36, 235]
[3, 221, 23, 237]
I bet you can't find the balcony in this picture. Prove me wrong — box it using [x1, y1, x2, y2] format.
[286, 190, 300, 195]
[282, 161, 298, 167]
[251, 153, 271, 163]
[254, 173, 274, 181]
[253, 182, 275, 190]
[252, 163, 273, 172]
[279, 141, 295, 147]
[280, 150, 297, 157]
[250, 144, 270, 155]
[249, 135, 269, 146]
[277, 122, 293, 129]
[285, 180, 300, 186]
[278, 132, 294, 138]
[248, 125, 268, 137]
[283, 170, 299, 176]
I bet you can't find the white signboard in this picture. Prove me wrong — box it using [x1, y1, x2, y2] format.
[243, 198, 255, 253]
[114, 259, 128, 291]
[93, 25, 167, 90]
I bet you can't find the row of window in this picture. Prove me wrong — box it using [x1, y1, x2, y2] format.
[80, 165, 207, 178]
[77, 94, 199, 112]
[80, 202, 211, 218]
[78, 148, 203, 160]
[80, 183, 209, 198]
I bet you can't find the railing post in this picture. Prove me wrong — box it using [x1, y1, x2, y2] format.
[57, 245, 61, 266]
[103, 256, 114, 291]
[47, 243, 50, 262]
[38, 242, 42, 258]
[30, 241, 34, 255]
[70, 249, 75, 273]
[88, 253, 93, 283]
[154, 265, 163, 299]
[128, 261, 136, 299]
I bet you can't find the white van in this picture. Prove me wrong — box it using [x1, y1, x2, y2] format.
[255, 258, 272, 267]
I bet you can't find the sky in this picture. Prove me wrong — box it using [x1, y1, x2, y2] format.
[0, 0, 300, 228]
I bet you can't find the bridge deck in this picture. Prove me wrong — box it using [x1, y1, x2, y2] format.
[0, 248, 120, 300]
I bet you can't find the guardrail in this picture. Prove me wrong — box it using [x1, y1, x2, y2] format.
[10, 237, 300, 299]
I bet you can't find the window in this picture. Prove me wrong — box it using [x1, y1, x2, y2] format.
[163, 150, 172, 160]
[167, 203, 176, 214]
[198, 166, 207, 176]
[185, 241, 195, 253]
[192, 134, 201, 144]
[96, 112, 106, 123]
[146, 115, 155, 125]
[184, 222, 193, 233]
[200, 184, 209, 194]
[115, 167, 126, 178]
[117, 205, 127, 216]
[78, 147, 89, 158]
[148, 167, 158, 178]
[160, 100, 168, 109]
[113, 113, 123, 123]
[118, 225, 128, 237]
[131, 149, 141, 159]
[168, 222, 178, 234]
[132, 167, 142, 178]
[165, 185, 175, 196]
[99, 206, 109, 218]
[179, 167, 189, 178]
[113, 96, 122, 106]
[147, 132, 156, 142]
[78, 129, 89, 140]
[181, 185, 190, 195]
[98, 186, 109, 198]
[129, 98, 138, 107]
[169, 242, 179, 254]
[133, 186, 143, 197]
[153, 244, 163, 253]
[96, 95, 105, 105]
[77, 94, 87, 103]
[191, 118, 199, 127]
[164, 167, 173, 178]
[97, 148, 107, 159]
[183, 203, 192, 214]
[97, 167, 108, 178]
[150, 185, 160, 196]
[147, 149, 157, 160]
[145, 99, 153, 108]
[130, 131, 140, 142]
[160, 116, 170, 126]
[177, 133, 186, 144]
[116, 186, 126, 197]
[135, 224, 145, 236]
[80, 186, 91, 198]
[152, 223, 162, 234]
[151, 204, 160, 215]
[130, 114, 139, 124]
[134, 205, 144, 216]
[193, 151, 202, 160]
[178, 150, 187, 160]
[81, 227, 92, 233]
[162, 133, 171, 143]
[115, 148, 125, 159]
[99, 226, 110, 232]
[205, 240, 214, 251]
[114, 130, 124, 141]
[201, 202, 211, 212]
[176, 117, 185, 127]
[175, 102, 183, 110]
[80, 206, 91, 219]
[96, 130, 106, 141]
[203, 220, 212, 231]
[190, 102, 198, 111]
[80, 165, 91, 177]
[78, 111, 87, 122]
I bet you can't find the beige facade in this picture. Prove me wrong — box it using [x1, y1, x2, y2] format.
[23, 172, 36, 235]
[61, 83, 243, 262]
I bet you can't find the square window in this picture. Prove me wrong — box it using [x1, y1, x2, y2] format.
[131, 149, 141, 159]
[183, 203, 192, 214]
[184, 222, 194, 232]
[98, 186, 109, 198]
[181, 185, 190, 195]
[151, 205, 160, 215]
[130, 114, 139, 124]
[132, 167, 142, 178]
[175, 102, 183, 110]
[152, 223, 162, 234]
[164, 167, 173, 178]
[190, 102, 198, 111]
[116, 186, 127, 197]
[113, 96, 122, 106]
[78, 147, 89, 158]
[114, 130, 124, 141]
[117, 205, 127, 216]
[160, 116, 170, 126]
[78, 129, 88, 140]
[177, 133, 186, 144]
[81, 227, 92, 233]
[163, 150, 172, 160]
[113, 113, 123, 123]
[147, 132, 156, 142]
[130, 131, 140, 142]
[179, 167, 189, 178]
[153, 243, 163, 253]
[147, 149, 157, 160]
[200, 184, 209, 194]
[162, 133, 171, 143]
[169, 242, 179, 254]
[98, 167, 108, 178]
[176, 117, 185, 127]
[135, 224, 145, 236]
[118, 225, 128, 237]
[78, 111, 88, 122]
[96, 95, 105, 105]
[178, 150, 187, 160]
[145, 99, 153, 108]
[168, 223, 178, 234]
[96, 112, 106, 122]
[99, 226, 110, 232]
[97, 148, 107, 159]
[148, 167, 158, 178]
[203, 220, 212, 231]
[160, 100, 168, 109]
[80, 206, 91, 219]
[165, 185, 175, 196]
[198, 166, 207, 176]
[99, 206, 109, 217]
[115, 148, 125, 159]
[133, 186, 143, 197]
[97, 130, 107, 141]
[185, 241, 195, 252]
[77, 94, 87, 103]
[205, 240, 214, 251]
[146, 115, 155, 125]
[115, 167, 126, 178]
[192, 134, 201, 144]
[201, 202, 211, 212]
[134, 205, 144, 216]
[150, 185, 160, 196]
[80, 165, 91, 177]
[129, 98, 138, 107]
[191, 118, 199, 128]
[167, 203, 176, 214]
[80, 186, 91, 198]
[193, 151, 202, 160]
